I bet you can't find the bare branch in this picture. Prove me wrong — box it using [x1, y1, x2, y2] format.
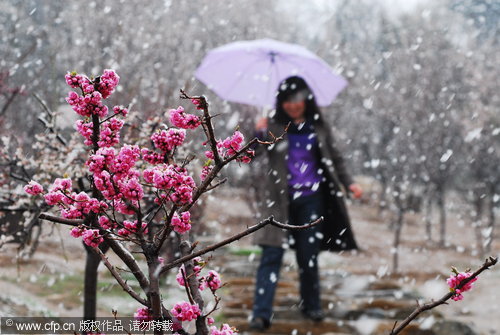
[94, 247, 148, 306]
[39, 213, 83, 226]
[105, 238, 150, 293]
[33, 93, 67, 146]
[159, 216, 323, 275]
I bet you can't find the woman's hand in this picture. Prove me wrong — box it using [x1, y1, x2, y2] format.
[348, 183, 363, 199]
[255, 117, 268, 132]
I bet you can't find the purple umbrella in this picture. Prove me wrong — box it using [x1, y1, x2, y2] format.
[194, 38, 347, 108]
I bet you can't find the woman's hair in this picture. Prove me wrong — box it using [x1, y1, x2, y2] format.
[272, 76, 323, 124]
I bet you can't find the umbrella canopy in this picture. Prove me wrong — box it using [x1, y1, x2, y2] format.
[195, 38, 347, 108]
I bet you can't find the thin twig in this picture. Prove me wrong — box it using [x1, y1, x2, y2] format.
[204, 178, 227, 192]
[94, 247, 148, 306]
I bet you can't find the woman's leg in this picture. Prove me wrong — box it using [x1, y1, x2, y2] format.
[291, 193, 323, 313]
[252, 245, 285, 324]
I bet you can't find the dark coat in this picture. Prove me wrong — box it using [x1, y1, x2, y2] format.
[252, 118, 358, 252]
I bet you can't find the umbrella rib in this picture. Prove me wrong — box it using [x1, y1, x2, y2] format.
[263, 56, 281, 108]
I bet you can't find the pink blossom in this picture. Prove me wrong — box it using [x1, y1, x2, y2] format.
[143, 164, 195, 205]
[76, 120, 93, 146]
[44, 192, 65, 206]
[111, 145, 140, 176]
[94, 171, 118, 200]
[44, 178, 73, 205]
[205, 150, 215, 160]
[119, 177, 144, 201]
[151, 129, 186, 153]
[117, 220, 148, 237]
[24, 181, 44, 195]
[203, 131, 253, 163]
[65, 72, 84, 88]
[82, 229, 103, 248]
[201, 165, 213, 181]
[97, 69, 120, 99]
[176, 266, 187, 287]
[237, 149, 254, 164]
[113, 105, 128, 116]
[113, 198, 137, 215]
[169, 106, 201, 129]
[49, 178, 72, 192]
[176, 260, 203, 288]
[134, 307, 152, 321]
[98, 119, 124, 147]
[70, 226, 85, 238]
[141, 148, 164, 165]
[170, 301, 201, 322]
[191, 98, 203, 110]
[210, 324, 238, 335]
[98, 216, 116, 230]
[171, 211, 192, 234]
[67, 90, 108, 118]
[203, 270, 222, 291]
[207, 317, 215, 326]
[447, 271, 477, 301]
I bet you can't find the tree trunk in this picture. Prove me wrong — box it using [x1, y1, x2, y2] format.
[437, 187, 446, 247]
[83, 242, 109, 321]
[146, 247, 163, 335]
[378, 178, 388, 215]
[83, 244, 101, 320]
[472, 194, 485, 259]
[485, 185, 497, 254]
[392, 207, 404, 273]
[424, 193, 433, 242]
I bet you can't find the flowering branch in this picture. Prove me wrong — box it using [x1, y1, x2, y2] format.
[180, 90, 221, 165]
[390, 256, 498, 335]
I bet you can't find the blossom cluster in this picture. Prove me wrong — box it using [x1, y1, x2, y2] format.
[143, 164, 195, 206]
[141, 148, 164, 165]
[171, 211, 192, 234]
[171, 301, 201, 322]
[175, 259, 222, 292]
[43, 178, 107, 218]
[117, 220, 149, 237]
[66, 90, 108, 118]
[134, 307, 152, 321]
[200, 165, 213, 181]
[75, 118, 124, 147]
[99, 118, 124, 147]
[447, 271, 477, 301]
[169, 106, 201, 129]
[210, 324, 238, 335]
[205, 130, 254, 164]
[24, 180, 43, 195]
[151, 129, 186, 153]
[70, 227, 104, 248]
[88, 145, 143, 214]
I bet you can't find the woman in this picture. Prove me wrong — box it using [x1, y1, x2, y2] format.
[250, 76, 362, 330]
